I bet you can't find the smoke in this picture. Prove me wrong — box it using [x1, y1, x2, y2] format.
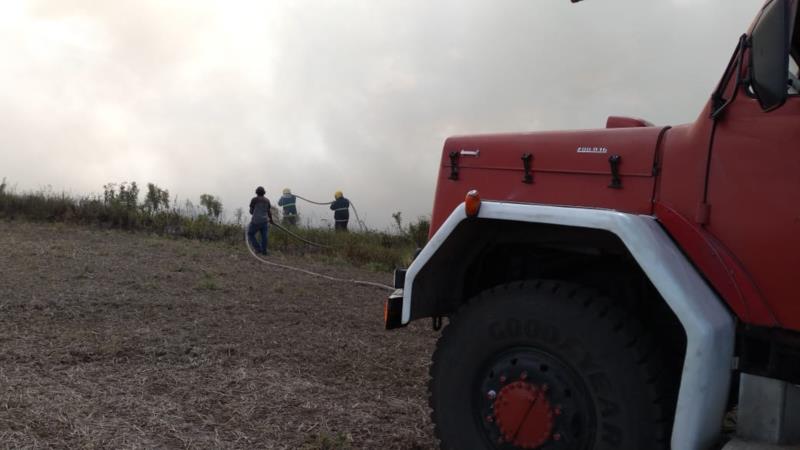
[0, 0, 760, 227]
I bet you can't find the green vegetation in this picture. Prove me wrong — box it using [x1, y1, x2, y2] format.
[196, 272, 221, 291]
[199, 193, 223, 219]
[143, 182, 170, 212]
[0, 180, 429, 271]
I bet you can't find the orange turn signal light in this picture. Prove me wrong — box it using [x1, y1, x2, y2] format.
[384, 297, 404, 329]
[465, 190, 481, 217]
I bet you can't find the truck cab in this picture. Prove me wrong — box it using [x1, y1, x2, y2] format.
[385, 1, 800, 449]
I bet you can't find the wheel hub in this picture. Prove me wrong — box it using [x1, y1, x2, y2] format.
[493, 381, 554, 448]
[476, 348, 596, 449]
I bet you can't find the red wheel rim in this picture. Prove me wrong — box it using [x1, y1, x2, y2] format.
[493, 380, 554, 448]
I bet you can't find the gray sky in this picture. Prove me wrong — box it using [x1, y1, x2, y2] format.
[0, 0, 761, 229]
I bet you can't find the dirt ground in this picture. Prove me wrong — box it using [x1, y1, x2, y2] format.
[0, 221, 438, 449]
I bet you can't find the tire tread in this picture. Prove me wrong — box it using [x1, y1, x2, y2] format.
[428, 279, 674, 450]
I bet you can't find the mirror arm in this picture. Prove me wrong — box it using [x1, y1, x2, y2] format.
[711, 34, 748, 120]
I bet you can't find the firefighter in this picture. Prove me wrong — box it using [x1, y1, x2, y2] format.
[278, 188, 298, 226]
[248, 186, 274, 255]
[330, 190, 350, 231]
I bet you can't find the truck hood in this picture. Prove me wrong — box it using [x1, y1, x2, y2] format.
[430, 125, 667, 234]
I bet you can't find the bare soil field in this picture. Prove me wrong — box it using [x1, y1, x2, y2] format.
[0, 221, 437, 449]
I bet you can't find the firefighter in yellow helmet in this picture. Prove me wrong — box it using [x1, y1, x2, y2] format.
[330, 190, 350, 231]
[278, 188, 298, 226]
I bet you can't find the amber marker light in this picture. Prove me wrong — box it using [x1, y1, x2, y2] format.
[465, 190, 481, 217]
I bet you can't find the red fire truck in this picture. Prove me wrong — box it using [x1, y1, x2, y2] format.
[384, 1, 800, 449]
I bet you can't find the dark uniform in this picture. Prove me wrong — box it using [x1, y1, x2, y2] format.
[330, 196, 350, 231]
[248, 187, 273, 254]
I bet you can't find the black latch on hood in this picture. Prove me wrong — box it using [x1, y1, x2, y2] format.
[448, 151, 459, 180]
[608, 155, 622, 189]
[521, 153, 533, 184]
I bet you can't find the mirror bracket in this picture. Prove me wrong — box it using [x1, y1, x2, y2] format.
[711, 34, 748, 120]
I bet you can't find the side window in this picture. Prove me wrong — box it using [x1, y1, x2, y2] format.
[788, 54, 799, 94]
[748, 0, 800, 103]
[787, 3, 800, 94]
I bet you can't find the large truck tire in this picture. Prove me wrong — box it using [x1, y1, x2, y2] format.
[429, 280, 674, 450]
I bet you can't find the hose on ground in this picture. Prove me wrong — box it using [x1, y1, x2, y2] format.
[244, 226, 394, 291]
[271, 221, 331, 248]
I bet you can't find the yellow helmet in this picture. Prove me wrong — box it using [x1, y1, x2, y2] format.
[283, 188, 291, 194]
[334, 190, 343, 199]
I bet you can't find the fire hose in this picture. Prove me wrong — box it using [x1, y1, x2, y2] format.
[243, 225, 394, 291]
[271, 221, 331, 248]
[293, 194, 368, 232]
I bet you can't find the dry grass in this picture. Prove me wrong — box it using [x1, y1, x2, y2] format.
[0, 220, 437, 449]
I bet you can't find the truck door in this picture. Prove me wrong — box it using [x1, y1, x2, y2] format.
[706, 0, 800, 330]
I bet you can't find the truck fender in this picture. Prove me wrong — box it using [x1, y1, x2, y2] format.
[404, 201, 735, 450]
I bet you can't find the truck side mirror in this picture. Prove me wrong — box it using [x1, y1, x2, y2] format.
[750, 0, 795, 111]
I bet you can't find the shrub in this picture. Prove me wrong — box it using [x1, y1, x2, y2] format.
[144, 183, 170, 212]
[0, 180, 428, 271]
[199, 194, 222, 220]
[406, 217, 430, 248]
